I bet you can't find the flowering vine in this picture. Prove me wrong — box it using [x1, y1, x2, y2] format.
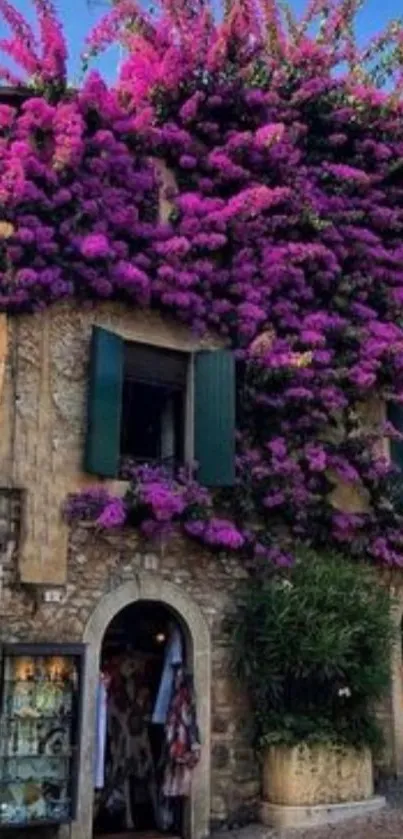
[0, 0, 67, 90]
[64, 464, 247, 558]
[2, 0, 403, 566]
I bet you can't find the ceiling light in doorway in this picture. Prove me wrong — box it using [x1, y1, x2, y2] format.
[156, 632, 166, 644]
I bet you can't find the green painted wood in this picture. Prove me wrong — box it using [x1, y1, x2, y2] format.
[84, 326, 124, 477]
[194, 349, 235, 487]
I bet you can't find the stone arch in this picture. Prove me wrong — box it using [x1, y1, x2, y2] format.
[71, 574, 211, 839]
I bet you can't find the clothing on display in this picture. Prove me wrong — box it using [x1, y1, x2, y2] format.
[162, 666, 201, 799]
[99, 652, 157, 830]
[94, 674, 108, 790]
[152, 628, 183, 725]
[93, 619, 200, 837]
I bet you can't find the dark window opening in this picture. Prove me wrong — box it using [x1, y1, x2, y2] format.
[120, 343, 188, 469]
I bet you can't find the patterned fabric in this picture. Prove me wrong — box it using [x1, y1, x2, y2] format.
[95, 654, 158, 830]
[162, 666, 201, 798]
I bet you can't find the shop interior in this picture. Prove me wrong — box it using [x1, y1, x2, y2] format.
[93, 601, 191, 839]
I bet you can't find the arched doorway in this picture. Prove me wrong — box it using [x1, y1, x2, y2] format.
[71, 576, 211, 839]
[94, 600, 190, 836]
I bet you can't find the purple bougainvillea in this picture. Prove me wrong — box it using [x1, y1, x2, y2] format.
[64, 464, 246, 556]
[3, 0, 403, 566]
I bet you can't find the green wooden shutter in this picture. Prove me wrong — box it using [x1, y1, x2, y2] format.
[194, 349, 235, 487]
[388, 402, 403, 471]
[84, 326, 124, 477]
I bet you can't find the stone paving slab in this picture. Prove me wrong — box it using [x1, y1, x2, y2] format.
[211, 809, 403, 839]
[284, 809, 403, 837]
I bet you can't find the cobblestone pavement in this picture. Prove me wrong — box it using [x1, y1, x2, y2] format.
[211, 781, 403, 839]
[211, 810, 403, 839]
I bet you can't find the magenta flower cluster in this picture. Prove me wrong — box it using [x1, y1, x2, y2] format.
[0, 0, 66, 88]
[4, 0, 403, 566]
[65, 464, 246, 555]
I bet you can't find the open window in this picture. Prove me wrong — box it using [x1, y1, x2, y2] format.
[84, 326, 235, 487]
[121, 343, 188, 468]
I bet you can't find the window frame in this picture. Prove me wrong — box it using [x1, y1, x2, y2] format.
[84, 325, 236, 487]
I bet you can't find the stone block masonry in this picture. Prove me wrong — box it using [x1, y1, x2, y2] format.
[0, 302, 222, 586]
[0, 299, 400, 834]
[0, 522, 259, 832]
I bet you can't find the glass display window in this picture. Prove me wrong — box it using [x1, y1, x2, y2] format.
[0, 644, 85, 827]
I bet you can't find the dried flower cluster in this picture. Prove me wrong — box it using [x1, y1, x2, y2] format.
[2, 0, 403, 566]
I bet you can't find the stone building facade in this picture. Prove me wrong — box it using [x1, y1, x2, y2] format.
[0, 299, 402, 839]
[0, 524, 259, 838]
[0, 301, 258, 839]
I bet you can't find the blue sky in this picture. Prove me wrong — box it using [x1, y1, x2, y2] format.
[1, 0, 402, 84]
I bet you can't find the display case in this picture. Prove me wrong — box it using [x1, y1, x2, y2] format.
[0, 644, 85, 827]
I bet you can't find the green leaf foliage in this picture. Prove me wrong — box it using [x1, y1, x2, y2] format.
[233, 548, 396, 750]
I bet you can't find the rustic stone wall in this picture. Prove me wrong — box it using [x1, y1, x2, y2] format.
[0, 524, 259, 831]
[386, 575, 403, 779]
[367, 570, 403, 783]
[0, 299, 254, 836]
[0, 296, 399, 836]
[0, 299, 387, 586]
[0, 302, 221, 585]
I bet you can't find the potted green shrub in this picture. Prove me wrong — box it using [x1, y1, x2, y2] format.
[233, 549, 395, 829]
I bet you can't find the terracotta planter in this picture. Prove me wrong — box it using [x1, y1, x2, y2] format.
[262, 743, 373, 807]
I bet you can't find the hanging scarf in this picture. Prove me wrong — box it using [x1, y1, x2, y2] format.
[162, 666, 201, 798]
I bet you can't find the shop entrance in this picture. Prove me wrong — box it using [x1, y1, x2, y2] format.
[74, 576, 210, 839]
[93, 600, 196, 839]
